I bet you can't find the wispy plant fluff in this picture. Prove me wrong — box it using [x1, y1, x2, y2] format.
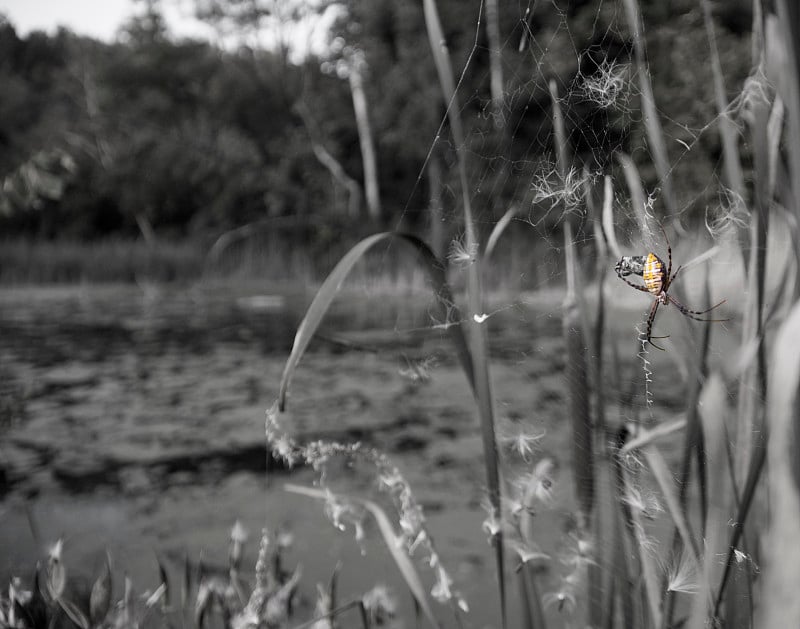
[577, 58, 631, 110]
[530, 164, 591, 223]
[665, 548, 699, 595]
[480, 457, 557, 572]
[447, 235, 479, 267]
[498, 421, 547, 463]
[265, 402, 467, 611]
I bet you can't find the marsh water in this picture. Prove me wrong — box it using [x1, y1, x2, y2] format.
[0, 281, 688, 627]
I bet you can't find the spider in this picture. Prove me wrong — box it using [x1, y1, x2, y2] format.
[614, 224, 728, 350]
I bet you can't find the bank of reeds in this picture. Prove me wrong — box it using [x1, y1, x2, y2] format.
[0, 239, 204, 284]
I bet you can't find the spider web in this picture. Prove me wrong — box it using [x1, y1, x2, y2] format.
[373, 0, 747, 615]
[374, 0, 746, 406]
[277, 0, 752, 623]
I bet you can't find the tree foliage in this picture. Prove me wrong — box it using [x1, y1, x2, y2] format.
[0, 1, 751, 242]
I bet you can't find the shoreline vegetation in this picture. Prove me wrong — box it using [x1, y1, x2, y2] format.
[0, 232, 554, 293]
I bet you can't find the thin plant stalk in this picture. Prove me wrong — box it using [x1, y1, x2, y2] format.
[563, 221, 594, 530]
[700, 0, 746, 216]
[616, 152, 649, 242]
[689, 374, 733, 627]
[621, 0, 677, 220]
[422, 0, 505, 624]
[614, 437, 660, 629]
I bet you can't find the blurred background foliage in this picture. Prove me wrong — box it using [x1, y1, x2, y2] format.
[0, 0, 752, 267]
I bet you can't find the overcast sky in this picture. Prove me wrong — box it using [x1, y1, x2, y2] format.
[0, 0, 341, 62]
[0, 0, 223, 41]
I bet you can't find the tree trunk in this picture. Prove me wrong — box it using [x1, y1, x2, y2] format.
[348, 54, 382, 223]
[485, 0, 504, 120]
[296, 101, 362, 218]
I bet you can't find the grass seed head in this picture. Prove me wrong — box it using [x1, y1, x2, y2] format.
[666, 550, 699, 595]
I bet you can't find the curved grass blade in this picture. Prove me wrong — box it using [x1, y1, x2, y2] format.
[485, 205, 519, 262]
[285, 484, 441, 629]
[278, 232, 473, 410]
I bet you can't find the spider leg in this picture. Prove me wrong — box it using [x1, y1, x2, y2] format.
[645, 299, 668, 351]
[670, 296, 729, 320]
[666, 265, 684, 291]
[656, 221, 672, 279]
[617, 273, 653, 294]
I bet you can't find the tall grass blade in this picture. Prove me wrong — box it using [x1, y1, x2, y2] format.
[641, 446, 700, 562]
[758, 298, 800, 627]
[774, 0, 800, 297]
[593, 447, 620, 628]
[612, 428, 644, 628]
[517, 463, 550, 629]
[516, 566, 546, 629]
[711, 27, 778, 611]
[600, 176, 622, 260]
[589, 182, 612, 626]
[664, 276, 712, 627]
[591, 217, 608, 435]
[721, 61, 775, 592]
[563, 216, 602, 625]
[712, 424, 766, 618]
[700, 0, 746, 211]
[617, 458, 661, 628]
[723, 558, 752, 629]
[484, 0, 503, 114]
[606, 486, 629, 628]
[278, 232, 472, 410]
[285, 484, 441, 629]
[562, 222, 594, 529]
[616, 153, 649, 241]
[773, 0, 800, 208]
[548, 79, 568, 180]
[689, 373, 731, 628]
[750, 53, 774, 402]
[734, 218, 761, 484]
[422, 0, 459, 143]
[620, 0, 676, 219]
[422, 0, 505, 623]
[515, 574, 535, 629]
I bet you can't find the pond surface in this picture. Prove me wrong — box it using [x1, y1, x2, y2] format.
[0, 281, 684, 628]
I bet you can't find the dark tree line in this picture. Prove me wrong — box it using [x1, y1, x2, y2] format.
[0, 0, 751, 246]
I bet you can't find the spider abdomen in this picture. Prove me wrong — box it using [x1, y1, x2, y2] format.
[642, 253, 666, 295]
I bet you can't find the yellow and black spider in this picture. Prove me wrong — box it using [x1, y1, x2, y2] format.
[614, 224, 728, 350]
